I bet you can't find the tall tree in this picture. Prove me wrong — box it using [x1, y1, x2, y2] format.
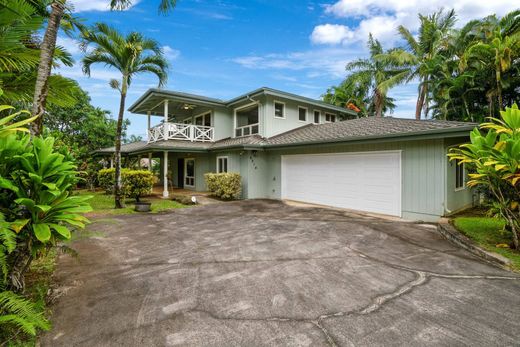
[382, 9, 457, 119]
[30, 0, 177, 135]
[81, 23, 168, 208]
[345, 35, 408, 117]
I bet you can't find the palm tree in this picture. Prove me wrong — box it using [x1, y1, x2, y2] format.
[382, 9, 457, 119]
[30, 0, 177, 135]
[81, 23, 168, 208]
[464, 10, 520, 114]
[346, 35, 408, 117]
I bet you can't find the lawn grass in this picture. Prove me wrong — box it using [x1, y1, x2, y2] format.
[76, 189, 187, 216]
[453, 217, 520, 271]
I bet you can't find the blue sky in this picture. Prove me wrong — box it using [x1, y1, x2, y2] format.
[58, 0, 517, 138]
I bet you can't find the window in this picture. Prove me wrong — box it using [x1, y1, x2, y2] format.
[235, 104, 259, 137]
[298, 107, 307, 122]
[194, 112, 211, 127]
[313, 110, 320, 124]
[455, 159, 465, 190]
[325, 113, 336, 123]
[274, 101, 285, 118]
[183, 118, 192, 124]
[217, 156, 228, 173]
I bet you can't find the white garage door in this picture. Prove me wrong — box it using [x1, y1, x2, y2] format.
[281, 151, 401, 217]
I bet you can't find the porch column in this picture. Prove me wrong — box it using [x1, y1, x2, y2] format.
[163, 151, 169, 198]
[148, 152, 153, 172]
[163, 100, 169, 124]
[137, 155, 142, 169]
[110, 157, 114, 168]
[147, 111, 151, 140]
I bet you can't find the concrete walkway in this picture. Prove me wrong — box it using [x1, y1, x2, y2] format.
[42, 200, 520, 346]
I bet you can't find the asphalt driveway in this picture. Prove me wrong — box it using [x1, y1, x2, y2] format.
[42, 200, 520, 346]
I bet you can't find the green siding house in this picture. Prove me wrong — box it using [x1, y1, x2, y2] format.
[97, 87, 475, 222]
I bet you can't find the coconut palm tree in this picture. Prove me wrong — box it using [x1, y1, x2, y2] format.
[345, 35, 408, 117]
[30, 0, 177, 135]
[81, 23, 168, 208]
[381, 9, 457, 119]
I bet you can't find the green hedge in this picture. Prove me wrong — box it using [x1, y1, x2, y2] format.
[204, 173, 242, 200]
[97, 168, 154, 201]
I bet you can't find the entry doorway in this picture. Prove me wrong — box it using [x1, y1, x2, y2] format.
[177, 158, 184, 188]
[184, 158, 195, 188]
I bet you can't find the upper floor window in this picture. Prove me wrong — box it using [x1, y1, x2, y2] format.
[235, 104, 259, 137]
[274, 101, 285, 118]
[217, 156, 228, 173]
[455, 159, 465, 190]
[195, 112, 211, 127]
[313, 110, 320, 124]
[298, 107, 307, 122]
[325, 113, 336, 123]
[183, 118, 192, 124]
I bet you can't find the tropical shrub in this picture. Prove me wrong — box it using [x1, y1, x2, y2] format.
[204, 173, 242, 200]
[97, 168, 154, 201]
[122, 170, 154, 202]
[448, 104, 520, 249]
[98, 168, 115, 193]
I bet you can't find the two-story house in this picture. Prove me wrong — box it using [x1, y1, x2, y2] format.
[97, 87, 475, 222]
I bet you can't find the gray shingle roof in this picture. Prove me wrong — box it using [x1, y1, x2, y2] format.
[265, 117, 475, 146]
[96, 117, 475, 155]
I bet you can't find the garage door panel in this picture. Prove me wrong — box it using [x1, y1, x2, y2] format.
[282, 152, 401, 217]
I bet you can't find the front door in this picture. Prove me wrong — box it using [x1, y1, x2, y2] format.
[177, 158, 184, 188]
[184, 158, 195, 188]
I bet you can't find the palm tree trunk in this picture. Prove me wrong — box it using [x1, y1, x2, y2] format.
[30, 0, 65, 136]
[375, 90, 383, 117]
[114, 89, 126, 209]
[415, 84, 425, 120]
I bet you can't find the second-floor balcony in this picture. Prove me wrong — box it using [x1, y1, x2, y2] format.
[148, 122, 214, 143]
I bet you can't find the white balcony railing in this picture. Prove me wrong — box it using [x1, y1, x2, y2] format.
[148, 122, 214, 143]
[235, 123, 259, 137]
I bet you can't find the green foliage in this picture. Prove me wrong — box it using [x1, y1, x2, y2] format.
[448, 104, 520, 249]
[0, 290, 49, 336]
[97, 168, 154, 201]
[204, 173, 242, 200]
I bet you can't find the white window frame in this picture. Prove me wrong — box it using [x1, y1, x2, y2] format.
[274, 100, 285, 119]
[182, 118, 192, 124]
[298, 106, 308, 122]
[313, 110, 321, 124]
[216, 156, 229, 173]
[233, 102, 260, 138]
[325, 113, 336, 123]
[455, 159, 466, 191]
[194, 111, 212, 127]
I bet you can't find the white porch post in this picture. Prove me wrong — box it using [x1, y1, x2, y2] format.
[110, 157, 114, 168]
[147, 111, 151, 140]
[148, 152, 153, 172]
[163, 100, 169, 124]
[163, 151, 169, 198]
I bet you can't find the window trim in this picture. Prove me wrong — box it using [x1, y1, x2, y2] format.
[274, 100, 286, 119]
[298, 106, 308, 122]
[182, 117, 192, 124]
[325, 113, 337, 123]
[313, 110, 321, 124]
[194, 111, 212, 127]
[216, 156, 229, 173]
[455, 159, 466, 191]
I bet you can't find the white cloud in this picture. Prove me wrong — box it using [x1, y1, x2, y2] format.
[232, 48, 363, 78]
[68, 0, 139, 12]
[56, 36, 82, 55]
[314, 0, 518, 47]
[162, 46, 181, 61]
[310, 24, 354, 45]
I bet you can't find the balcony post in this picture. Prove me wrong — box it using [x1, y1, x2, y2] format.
[147, 111, 151, 141]
[162, 151, 169, 198]
[148, 152, 152, 172]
